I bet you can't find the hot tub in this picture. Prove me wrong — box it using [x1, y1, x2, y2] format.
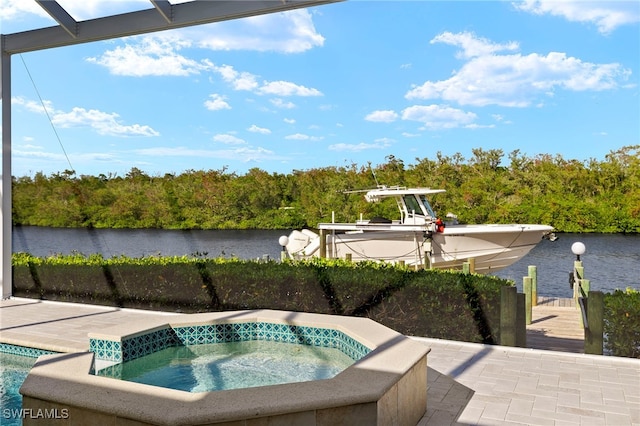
[20, 310, 430, 425]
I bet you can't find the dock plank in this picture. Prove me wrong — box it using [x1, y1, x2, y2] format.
[526, 297, 584, 353]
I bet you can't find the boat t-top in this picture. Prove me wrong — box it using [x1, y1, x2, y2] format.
[280, 186, 555, 273]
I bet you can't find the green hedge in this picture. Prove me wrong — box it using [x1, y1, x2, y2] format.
[15, 253, 640, 356]
[13, 254, 507, 344]
[604, 289, 640, 358]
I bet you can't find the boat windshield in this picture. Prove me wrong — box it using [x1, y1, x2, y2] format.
[403, 195, 427, 218]
[419, 195, 437, 219]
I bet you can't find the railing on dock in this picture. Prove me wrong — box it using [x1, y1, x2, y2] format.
[500, 257, 605, 355]
[570, 250, 604, 355]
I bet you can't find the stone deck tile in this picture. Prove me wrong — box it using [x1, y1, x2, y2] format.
[1, 298, 639, 426]
[415, 337, 640, 426]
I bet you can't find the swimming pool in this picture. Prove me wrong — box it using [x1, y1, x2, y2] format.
[1, 353, 33, 426]
[0, 345, 58, 426]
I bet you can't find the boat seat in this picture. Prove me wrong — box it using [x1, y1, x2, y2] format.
[369, 216, 392, 224]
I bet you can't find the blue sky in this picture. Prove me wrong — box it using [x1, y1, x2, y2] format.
[1, 0, 638, 177]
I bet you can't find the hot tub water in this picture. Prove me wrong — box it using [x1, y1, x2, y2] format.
[96, 340, 354, 392]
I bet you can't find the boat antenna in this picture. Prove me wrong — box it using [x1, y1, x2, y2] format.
[369, 163, 381, 187]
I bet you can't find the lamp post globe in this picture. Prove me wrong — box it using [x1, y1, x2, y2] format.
[571, 242, 586, 261]
[279, 236, 289, 249]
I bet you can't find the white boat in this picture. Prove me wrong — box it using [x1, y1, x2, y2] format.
[280, 186, 555, 274]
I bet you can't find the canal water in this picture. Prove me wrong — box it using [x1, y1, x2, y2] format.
[12, 226, 639, 298]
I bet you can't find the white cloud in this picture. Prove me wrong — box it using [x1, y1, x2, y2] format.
[374, 137, 395, 144]
[12, 96, 54, 114]
[406, 31, 632, 107]
[208, 63, 321, 107]
[85, 11, 327, 78]
[285, 133, 310, 141]
[0, 0, 48, 20]
[285, 133, 322, 141]
[431, 31, 519, 59]
[514, 0, 640, 34]
[53, 107, 160, 136]
[232, 146, 277, 163]
[213, 134, 246, 145]
[190, 9, 325, 53]
[284, 118, 296, 124]
[402, 132, 421, 138]
[213, 64, 260, 91]
[13, 147, 117, 164]
[13, 96, 158, 137]
[271, 98, 296, 109]
[13, 149, 65, 160]
[258, 81, 322, 97]
[465, 123, 496, 129]
[492, 114, 513, 124]
[87, 36, 208, 77]
[204, 94, 231, 111]
[7, 4, 324, 53]
[402, 105, 477, 130]
[365, 110, 399, 123]
[248, 125, 271, 134]
[134, 146, 277, 163]
[329, 141, 391, 152]
[20, 137, 36, 145]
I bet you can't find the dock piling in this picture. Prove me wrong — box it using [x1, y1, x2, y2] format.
[585, 291, 604, 355]
[528, 265, 537, 306]
[523, 276, 532, 325]
[500, 286, 517, 347]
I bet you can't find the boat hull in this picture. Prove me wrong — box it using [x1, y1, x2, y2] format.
[429, 224, 553, 273]
[285, 224, 553, 274]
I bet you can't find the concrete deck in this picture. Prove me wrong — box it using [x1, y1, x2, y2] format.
[1, 297, 639, 425]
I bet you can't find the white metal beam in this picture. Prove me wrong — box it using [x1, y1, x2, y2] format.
[4, 0, 342, 54]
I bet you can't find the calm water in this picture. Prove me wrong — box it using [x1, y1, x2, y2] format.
[12, 226, 639, 298]
[0, 353, 36, 426]
[96, 340, 354, 392]
[494, 233, 639, 298]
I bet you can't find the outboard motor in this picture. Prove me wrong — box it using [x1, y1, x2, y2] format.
[284, 229, 320, 258]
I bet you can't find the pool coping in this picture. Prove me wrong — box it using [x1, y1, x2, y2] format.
[20, 309, 430, 425]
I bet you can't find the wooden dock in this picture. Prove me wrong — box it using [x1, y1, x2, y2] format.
[526, 297, 585, 353]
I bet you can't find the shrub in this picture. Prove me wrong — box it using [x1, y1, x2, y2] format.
[13, 254, 508, 344]
[604, 288, 640, 358]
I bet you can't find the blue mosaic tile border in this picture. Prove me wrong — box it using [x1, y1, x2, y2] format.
[0, 343, 58, 358]
[90, 322, 371, 364]
[89, 339, 124, 363]
[174, 322, 257, 345]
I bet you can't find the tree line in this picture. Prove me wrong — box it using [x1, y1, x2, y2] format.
[12, 145, 640, 233]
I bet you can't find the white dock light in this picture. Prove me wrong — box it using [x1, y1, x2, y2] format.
[571, 242, 586, 261]
[279, 235, 289, 249]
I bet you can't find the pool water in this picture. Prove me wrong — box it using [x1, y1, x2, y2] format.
[1, 353, 36, 426]
[96, 340, 355, 392]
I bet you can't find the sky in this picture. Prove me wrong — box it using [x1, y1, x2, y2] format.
[1, 0, 638, 178]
